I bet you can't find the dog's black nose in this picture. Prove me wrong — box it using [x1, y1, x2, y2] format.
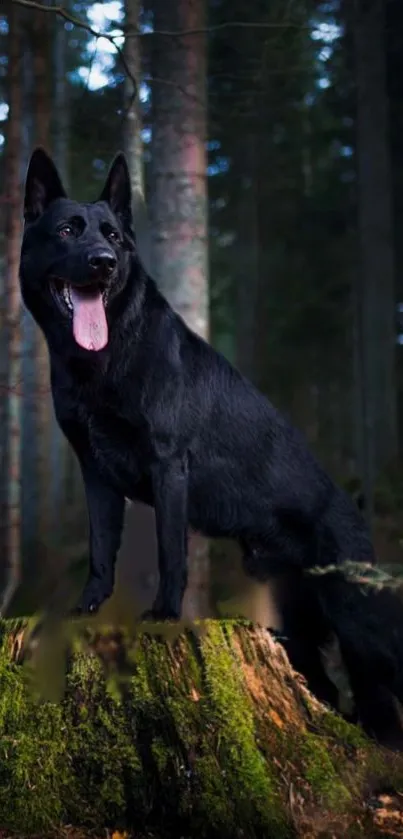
[88, 250, 117, 276]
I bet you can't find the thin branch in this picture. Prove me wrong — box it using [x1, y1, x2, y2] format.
[123, 20, 312, 38]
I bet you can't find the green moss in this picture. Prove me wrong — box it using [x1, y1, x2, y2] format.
[199, 621, 290, 838]
[63, 651, 144, 827]
[0, 655, 69, 832]
[299, 732, 352, 810]
[190, 753, 231, 832]
[319, 710, 368, 749]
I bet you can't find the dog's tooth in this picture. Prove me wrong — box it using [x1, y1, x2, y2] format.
[62, 284, 73, 310]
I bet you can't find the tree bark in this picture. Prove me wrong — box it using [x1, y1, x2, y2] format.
[50, 7, 71, 536]
[51, 4, 69, 188]
[1, 617, 402, 838]
[150, 0, 209, 336]
[354, 0, 398, 501]
[32, 3, 53, 565]
[235, 132, 260, 383]
[19, 10, 39, 573]
[150, 0, 210, 620]
[123, 0, 144, 196]
[1, 1, 23, 616]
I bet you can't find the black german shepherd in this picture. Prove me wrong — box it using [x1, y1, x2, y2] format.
[20, 148, 403, 745]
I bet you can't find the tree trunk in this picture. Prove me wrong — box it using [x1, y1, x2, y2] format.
[32, 3, 53, 566]
[150, 0, 209, 336]
[1, 617, 402, 838]
[150, 0, 210, 620]
[20, 10, 39, 577]
[50, 8, 71, 538]
[1, 1, 23, 615]
[51, 4, 69, 188]
[235, 132, 260, 383]
[123, 0, 144, 196]
[354, 0, 398, 506]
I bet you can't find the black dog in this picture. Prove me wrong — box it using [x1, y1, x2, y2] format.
[20, 147, 375, 620]
[22, 148, 403, 744]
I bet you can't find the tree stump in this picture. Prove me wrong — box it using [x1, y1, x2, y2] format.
[1, 617, 403, 838]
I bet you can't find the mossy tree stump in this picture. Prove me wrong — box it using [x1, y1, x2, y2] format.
[0, 618, 402, 838]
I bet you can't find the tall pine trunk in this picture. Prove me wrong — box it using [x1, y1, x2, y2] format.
[1, 1, 23, 615]
[235, 132, 260, 382]
[50, 9, 71, 544]
[20, 10, 37, 577]
[123, 0, 143, 196]
[150, 0, 209, 336]
[32, 4, 53, 565]
[150, 0, 210, 619]
[52, 6, 69, 187]
[354, 0, 398, 521]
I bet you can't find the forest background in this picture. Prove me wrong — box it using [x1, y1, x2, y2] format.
[0, 0, 402, 622]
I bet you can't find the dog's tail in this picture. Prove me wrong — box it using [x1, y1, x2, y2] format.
[269, 561, 403, 749]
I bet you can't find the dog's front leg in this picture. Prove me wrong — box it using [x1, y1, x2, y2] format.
[74, 463, 125, 615]
[144, 456, 189, 621]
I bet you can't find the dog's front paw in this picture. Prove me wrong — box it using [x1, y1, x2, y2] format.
[72, 578, 112, 616]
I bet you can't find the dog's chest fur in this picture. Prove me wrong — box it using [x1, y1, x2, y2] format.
[53, 365, 152, 499]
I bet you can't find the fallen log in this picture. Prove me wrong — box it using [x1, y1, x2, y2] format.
[0, 618, 403, 839]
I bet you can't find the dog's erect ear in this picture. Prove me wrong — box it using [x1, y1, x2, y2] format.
[24, 147, 67, 223]
[98, 152, 132, 226]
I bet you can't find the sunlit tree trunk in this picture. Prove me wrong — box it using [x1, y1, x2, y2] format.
[150, 0, 209, 336]
[1, 1, 23, 615]
[354, 0, 398, 522]
[150, 0, 210, 618]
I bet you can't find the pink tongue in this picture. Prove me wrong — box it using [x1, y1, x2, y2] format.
[70, 287, 108, 351]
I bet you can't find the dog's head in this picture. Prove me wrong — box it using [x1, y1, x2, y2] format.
[20, 148, 136, 352]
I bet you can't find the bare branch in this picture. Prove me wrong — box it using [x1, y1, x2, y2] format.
[124, 20, 311, 38]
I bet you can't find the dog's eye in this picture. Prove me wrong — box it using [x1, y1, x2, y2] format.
[107, 230, 120, 243]
[58, 224, 73, 238]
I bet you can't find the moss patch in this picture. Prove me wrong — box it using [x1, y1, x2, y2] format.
[0, 654, 68, 832]
[318, 709, 369, 750]
[299, 732, 352, 810]
[199, 622, 290, 837]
